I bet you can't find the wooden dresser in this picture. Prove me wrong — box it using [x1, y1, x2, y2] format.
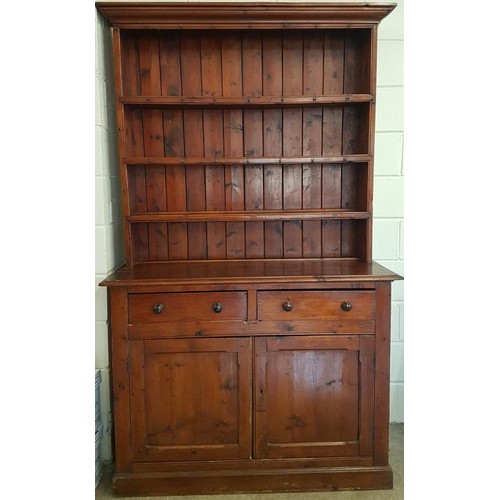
[96, 2, 401, 495]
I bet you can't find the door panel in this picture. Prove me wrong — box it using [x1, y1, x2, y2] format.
[130, 337, 252, 462]
[254, 335, 374, 459]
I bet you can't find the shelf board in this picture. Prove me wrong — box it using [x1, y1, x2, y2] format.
[127, 210, 370, 223]
[123, 155, 371, 166]
[120, 94, 374, 107]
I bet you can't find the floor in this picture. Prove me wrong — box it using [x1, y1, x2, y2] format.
[96, 424, 403, 500]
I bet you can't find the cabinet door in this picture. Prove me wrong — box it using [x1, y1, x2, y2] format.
[130, 337, 252, 462]
[254, 335, 374, 459]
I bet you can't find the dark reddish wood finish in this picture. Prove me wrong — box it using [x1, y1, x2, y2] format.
[128, 291, 248, 323]
[96, 2, 396, 29]
[110, 24, 377, 266]
[130, 337, 252, 462]
[254, 335, 374, 459]
[97, 2, 400, 496]
[257, 290, 375, 321]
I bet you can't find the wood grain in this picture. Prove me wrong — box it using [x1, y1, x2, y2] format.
[99, 5, 400, 495]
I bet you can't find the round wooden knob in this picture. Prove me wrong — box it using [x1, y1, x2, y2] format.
[152, 303, 165, 314]
[282, 300, 293, 312]
[212, 302, 223, 313]
[341, 301, 352, 312]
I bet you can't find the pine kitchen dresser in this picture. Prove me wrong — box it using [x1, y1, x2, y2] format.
[96, 2, 402, 495]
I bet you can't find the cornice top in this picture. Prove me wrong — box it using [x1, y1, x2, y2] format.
[95, 2, 397, 29]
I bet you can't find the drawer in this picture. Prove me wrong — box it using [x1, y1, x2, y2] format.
[257, 290, 375, 321]
[129, 291, 247, 324]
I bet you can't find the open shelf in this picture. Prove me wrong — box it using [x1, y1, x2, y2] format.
[119, 29, 373, 98]
[129, 218, 370, 261]
[120, 94, 374, 107]
[123, 104, 370, 158]
[127, 162, 369, 213]
[128, 210, 370, 223]
[123, 155, 372, 166]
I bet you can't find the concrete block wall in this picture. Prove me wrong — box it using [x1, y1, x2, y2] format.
[95, 0, 404, 460]
[374, 0, 404, 423]
[95, 8, 124, 462]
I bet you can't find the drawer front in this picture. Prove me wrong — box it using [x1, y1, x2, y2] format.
[257, 290, 375, 321]
[129, 292, 247, 324]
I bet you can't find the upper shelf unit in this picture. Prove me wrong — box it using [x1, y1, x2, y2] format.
[96, 2, 397, 266]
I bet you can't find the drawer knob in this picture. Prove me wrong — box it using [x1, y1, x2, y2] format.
[341, 301, 352, 312]
[152, 303, 165, 315]
[212, 302, 223, 313]
[282, 300, 293, 312]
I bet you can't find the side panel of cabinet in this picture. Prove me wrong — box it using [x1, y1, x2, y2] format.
[373, 281, 392, 465]
[108, 287, 133, 471]
[254, 335, 374, 459]
[130, 337, 252, 462]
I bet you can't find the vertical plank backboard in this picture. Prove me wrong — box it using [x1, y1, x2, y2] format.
[120, 32, 141, 97]
[201, 33, 226, 259]
[242, 32, 264, 258]
[159, 32, 182, 97]
[180, 32, 207, 258]
[302, 32, 323, 257]
[138, 33, 168, 260]
[160, 32, 188, 259]
[282, 32, 303, 258]
[222, 32, 245, 258]
[321, 31, 344, 257]
[262, 32, 283, 258]
[120, 33, 149, 262]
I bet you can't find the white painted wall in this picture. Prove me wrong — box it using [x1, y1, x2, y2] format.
[95, 8, 124, 461]
[374, 0, 405, 424]
[95, 0, 404, 461]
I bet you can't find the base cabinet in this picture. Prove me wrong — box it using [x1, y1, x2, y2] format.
[107, 281, 394, 495]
